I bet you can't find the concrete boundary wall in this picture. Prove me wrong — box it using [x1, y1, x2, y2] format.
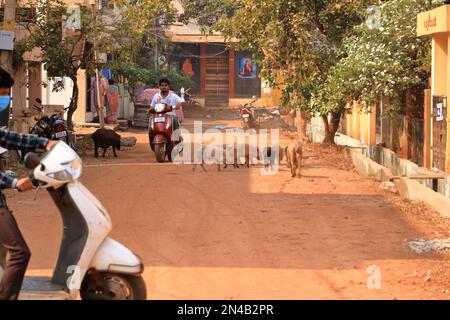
[349, 150, 393, 182]
[349, 148, 450, 218]
[308, 123, 450, 217]
[365, 145, 450, 197]
[308, 123, 450, 198]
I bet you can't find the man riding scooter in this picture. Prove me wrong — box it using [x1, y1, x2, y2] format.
[0, 68, 57, 300]
[149, 78, 185, 137]
[147, 78, 186, 162]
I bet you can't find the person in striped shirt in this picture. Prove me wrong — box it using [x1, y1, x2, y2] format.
[0, 68, 57, 300]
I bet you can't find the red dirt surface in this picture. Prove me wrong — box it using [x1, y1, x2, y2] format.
[6, 115, 450, 299]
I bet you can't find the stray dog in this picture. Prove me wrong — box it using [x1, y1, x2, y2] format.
[285, 141, 303, 178]
[192, 162, 221, 172]
[259, 145, 283, 170]
[192, 144, 221, 172]
[223, 143, 256, 169]
[193, 143, 257, 171]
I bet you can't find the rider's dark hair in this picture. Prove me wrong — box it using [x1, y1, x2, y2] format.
[159, 78, 170, 86]
[0, 68, 14, 88]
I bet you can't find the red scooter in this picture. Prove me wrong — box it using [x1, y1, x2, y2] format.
[148, 103, 182, 162]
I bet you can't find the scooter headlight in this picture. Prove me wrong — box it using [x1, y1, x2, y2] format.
[155, 103, 165, 113]
[61, 159, 82, 180]
[47, 170, 72, 181]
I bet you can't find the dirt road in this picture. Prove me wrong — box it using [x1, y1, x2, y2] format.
[6, 115, 450, 299]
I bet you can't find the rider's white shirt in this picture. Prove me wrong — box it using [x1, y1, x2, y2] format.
[150, 91, 183, 109]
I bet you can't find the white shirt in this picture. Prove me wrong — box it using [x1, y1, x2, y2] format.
[150, 91, 183, 109]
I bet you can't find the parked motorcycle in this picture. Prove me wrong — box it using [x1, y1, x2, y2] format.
[148, 103, 182, 163]
[180, 87, 201, 108]
[29, 98, 72, 146]
[240, 96, 260, 130]
[0, 142, 147, 300]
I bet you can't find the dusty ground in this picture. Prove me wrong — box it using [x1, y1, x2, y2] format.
[6, 113, 450, 300]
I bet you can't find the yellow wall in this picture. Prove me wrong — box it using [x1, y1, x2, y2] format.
[433, 34, 447, 96]
[417, 5, 450, 37]
[342, 101, 373, 145]
[253, 74, 284, 108]
[418, 4, 450, 173]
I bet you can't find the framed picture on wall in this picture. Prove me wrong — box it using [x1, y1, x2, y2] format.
[238, 58, 257, 79]
[234, 51, 261, 97]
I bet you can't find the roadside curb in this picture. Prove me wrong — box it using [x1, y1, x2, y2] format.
[349, 149, 393, 182]
[347, 148, 450, 218]
[393, 178, 450, 218]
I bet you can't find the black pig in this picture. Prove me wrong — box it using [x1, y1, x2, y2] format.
[92, 128, 121, 158]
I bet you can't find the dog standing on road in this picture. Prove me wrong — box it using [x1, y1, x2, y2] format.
[193, 143, 257, 171]
[285, 141, 303, 178]
[223, 143, 255, 169]
[259, 145, 283, 170]
[192, 144, 222, 172]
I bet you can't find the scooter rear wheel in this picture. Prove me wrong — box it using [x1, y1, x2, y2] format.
[80, 272, 147, 300]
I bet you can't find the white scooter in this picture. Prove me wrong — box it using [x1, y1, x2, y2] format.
[0, 142, 146, 300]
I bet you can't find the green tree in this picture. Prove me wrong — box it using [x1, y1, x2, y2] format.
[107, 61, 192, 102]
[181, 0, 374, 143]
[18, 0, 178, 130]
[179, 0, 240, 32]
[18, 0, 112, 130]
[317, 0, 437, 123]
[101, 1, 191, 104]
[109, 0, 177, 62]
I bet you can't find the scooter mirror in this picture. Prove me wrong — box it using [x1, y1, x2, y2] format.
[24, 152, 41, 169]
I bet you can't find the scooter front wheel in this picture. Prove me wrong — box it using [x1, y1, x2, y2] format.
[154, 144, 166, 163]
[80, 272, 147, 300]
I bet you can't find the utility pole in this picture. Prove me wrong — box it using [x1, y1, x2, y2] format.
[154, 19, 159, 69]
[93, 0, 106, 128]
[0, 0, 17, 73]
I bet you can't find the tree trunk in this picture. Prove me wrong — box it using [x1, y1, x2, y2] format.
[66, 76, 79, 132]
[322, 112, 341, 145]
[295, 109, 308, 141]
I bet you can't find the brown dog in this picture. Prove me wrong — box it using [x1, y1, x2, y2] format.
[258, 145, 283, 170]
[223, 143, 260, 169]
[285, 141, 303, 178]
[192, 144, 221, 172]
[193, 143, 259, 171]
